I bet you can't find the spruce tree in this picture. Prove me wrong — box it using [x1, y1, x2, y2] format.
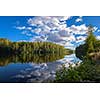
[85, 25, 96, 53]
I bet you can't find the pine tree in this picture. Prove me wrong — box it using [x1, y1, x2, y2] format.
[85, 26, 96, 53]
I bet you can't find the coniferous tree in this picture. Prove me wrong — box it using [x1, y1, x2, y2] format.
[85, 25, 96, 53]
[0, 38, 72, 55]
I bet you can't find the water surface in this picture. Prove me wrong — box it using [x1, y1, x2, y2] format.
[0, 54, 81, 83]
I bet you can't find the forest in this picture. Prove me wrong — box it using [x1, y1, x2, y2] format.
[0, 38, 72, 56]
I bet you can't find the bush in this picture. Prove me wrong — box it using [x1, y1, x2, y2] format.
[54, 59, 100, 83]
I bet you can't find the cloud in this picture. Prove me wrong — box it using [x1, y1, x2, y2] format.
[26, 27, 32, 30]
[97, 29, 100, 32]
[30, 36, 47, 42]
[47, 33, 64, 42]
[15, 26, 33, 37]
[27, 17, 79, 43]
[16, 26, 32, 30]
[16, 26, 26, 30]
[16, 16, 89, 49]
[28, 16, 70, 27]
[27, 16, 75, 43]
[27, 16, 70, 34]
[93, 26, 98, 32]
[76, 36, 87, 43]
[75, 16, 83, 22]
[20, 30, 32, 37]
[69, 24, 88, 35]
[96, 36, 100, 40]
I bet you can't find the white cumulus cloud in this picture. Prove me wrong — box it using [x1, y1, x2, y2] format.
[69, 24, 88, 35]
[16, 16, 89, 49]
[75, 16, 83, 22]
[96, 36, 100, 40]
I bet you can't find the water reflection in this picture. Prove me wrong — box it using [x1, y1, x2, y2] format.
[0, 54, 81, 82]
[0, 53, 65, 66]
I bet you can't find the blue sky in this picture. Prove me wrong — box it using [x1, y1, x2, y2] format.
[0, 16, 33, 41]
[0, 16, 100, 49]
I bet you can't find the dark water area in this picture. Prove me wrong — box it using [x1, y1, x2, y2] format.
[0, 54, 81, 83]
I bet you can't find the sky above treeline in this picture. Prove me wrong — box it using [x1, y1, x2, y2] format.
[0, 16, 100, 49]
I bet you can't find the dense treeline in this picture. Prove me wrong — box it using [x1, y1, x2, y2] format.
[0, 38, 72, 55]
[75, 26, 100, 60]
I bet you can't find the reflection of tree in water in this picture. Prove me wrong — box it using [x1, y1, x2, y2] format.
[0, 55, 12, 66]
[0, 53, 65, 66]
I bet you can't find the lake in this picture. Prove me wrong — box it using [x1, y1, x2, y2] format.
[0, 54, 81, 83]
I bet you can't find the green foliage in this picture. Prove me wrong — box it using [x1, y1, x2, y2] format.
[55, 59, 100, 83]
[55, 65, 68, 82]
[85, 28, 96, 53]
[75, 44, 87, 60]
[75, 25, 100, 60]
[55, 66, 81, 82]
[0, 38, 11, 46]
[0, 38, 72, 55]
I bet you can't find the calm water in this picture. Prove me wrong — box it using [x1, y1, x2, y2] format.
[0, 54, 81, 83]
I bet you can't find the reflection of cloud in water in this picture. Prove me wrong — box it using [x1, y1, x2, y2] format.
[12, 54, 81, 82]
[12, 63, 55, 82]
[29, 63, 48, 70]
[57, 54, 82, 67]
